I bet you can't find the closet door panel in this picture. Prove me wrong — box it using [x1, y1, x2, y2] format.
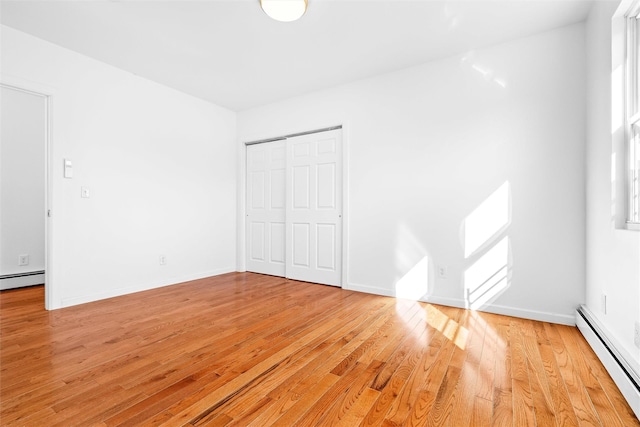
[246, 141, 286, 276]
[285, 129, 342, 286]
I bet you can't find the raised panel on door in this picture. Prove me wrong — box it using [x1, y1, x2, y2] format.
[270, 222, 285, 263]
[292, 223, 310, 267]
[317, 163, 336, 209]
[249, 222, 266, 261]
[316, 223, 336, 270]
[246, 141, 286, 277]
[285, 129, 342, 286]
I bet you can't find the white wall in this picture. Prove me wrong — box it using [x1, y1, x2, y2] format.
[0, 86, 46, 288]
[585, 2, 640, 372]
[1, 25, 237, 309]
[238, 23, 587, 325]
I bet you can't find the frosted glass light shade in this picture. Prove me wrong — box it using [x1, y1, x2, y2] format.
[260, 0, 308, 22]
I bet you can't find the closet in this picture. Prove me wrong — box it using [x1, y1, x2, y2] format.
[246, 128, 342, 286]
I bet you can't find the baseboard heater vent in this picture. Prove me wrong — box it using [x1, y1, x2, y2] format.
[0, 270, 45, 290]
[576, 305, 640, 419]
[0, 270, 45, 280]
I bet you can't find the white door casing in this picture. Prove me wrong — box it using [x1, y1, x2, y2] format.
[246, 140, 287, 277]
[285, 129, 342, 286]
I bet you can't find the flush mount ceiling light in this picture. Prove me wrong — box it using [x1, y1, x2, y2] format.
[260, 0, 308, 22]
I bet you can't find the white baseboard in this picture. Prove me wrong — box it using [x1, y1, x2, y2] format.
[344, 282, 395, 298]
[58, 267, 236, 308]
[0, 273, 45, 290]
[576, 306, 640, 420]
[474, 302, 576, 326]
[345, 283, 575, 326]
[421, 294, 467, 309]
[424, 296, 575, 325]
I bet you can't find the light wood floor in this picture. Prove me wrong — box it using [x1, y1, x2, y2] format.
[1, 273, 638, 426]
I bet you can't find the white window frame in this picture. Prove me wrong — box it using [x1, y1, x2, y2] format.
[625, 4, 640, 229]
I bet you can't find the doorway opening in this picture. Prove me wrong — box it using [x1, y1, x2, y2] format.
[0, 83, 51, 309]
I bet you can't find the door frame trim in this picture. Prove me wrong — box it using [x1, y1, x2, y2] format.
[238, 123, 350, 288]
[0, 80, 54, 310]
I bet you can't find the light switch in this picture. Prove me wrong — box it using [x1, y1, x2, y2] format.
[64, 159, 73, 178]
[81, 187, 90, 198]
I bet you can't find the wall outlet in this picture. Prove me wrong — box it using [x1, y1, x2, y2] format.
[159, 255, 166, 266]
[18, 254, 29, 266]
[437, 264, 447, 278]
[602, 293, 607, 315]
[635, 322, 640, 348]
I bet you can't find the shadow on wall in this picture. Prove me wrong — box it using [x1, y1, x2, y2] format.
[462, 181, 512, 311]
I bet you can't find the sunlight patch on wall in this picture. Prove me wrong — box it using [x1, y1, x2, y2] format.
[463, 181, 511, 258]
[464, 236, 511, 311]
[396, 255, 430, 301]
[394, 223, 430, 301]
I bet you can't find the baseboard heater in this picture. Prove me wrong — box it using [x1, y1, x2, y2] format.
[0, 270, 45, 280]
[576, 305, 640, 420]
[0, 270, 45, 290]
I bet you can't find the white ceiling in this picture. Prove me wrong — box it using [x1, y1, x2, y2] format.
[1, 0, 601, 111]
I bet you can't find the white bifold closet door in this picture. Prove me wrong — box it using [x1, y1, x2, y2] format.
[246, 129, 342, 287]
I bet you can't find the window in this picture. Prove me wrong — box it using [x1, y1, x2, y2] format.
[626, 6, 640, 228]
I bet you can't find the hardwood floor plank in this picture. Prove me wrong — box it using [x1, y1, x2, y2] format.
[242, 391, 300, 426]
[411, 311, 469, 426]
[571, 325, 640, 427]
[470, 396, 493, 427]
[214, 297, 396, 425]
[518, 319, 556, 427]
[556, 324, 629, 427]
[532, 320, 579, 427]
[288, 361, 371, 425]
[223, 395, 273, 426]
[544, 322, 603, 426]
[510, 320, 537, 427]
[314, 360, 385, 425]
[372, 330, 431, 425]
[269, 372, 341, 426]
[473, 314, 497, 410]
[448, 312, 486, 427]
[335, 386, 380, 426]
[1, 273, 637, 426]
[491, 320, 513, 426]
[382, 305, 462, 426]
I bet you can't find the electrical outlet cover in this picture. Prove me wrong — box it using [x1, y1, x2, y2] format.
[635, 322, 640, 348]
